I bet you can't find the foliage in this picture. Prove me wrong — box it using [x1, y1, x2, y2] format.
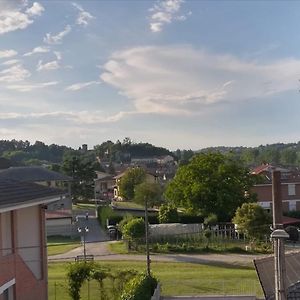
[62, 153, 96, 200]
[284, 210, 300, 219]
[158, 204, 179, 223]
[97, 206, 123, 228]
[134, 182, 163, 207]
[67, 262, 93, 300]
[204, 213, 218, 228]
[285, 226, 299, 242]
[120, 273, 158, 300]
[119, 167, 146, 200]
[165, 152, 257, 221]
[67, 262, 137, 300]
[233, 203, 272, 241]
[179, 214, 204, 224]
[122, 218, 145, 240]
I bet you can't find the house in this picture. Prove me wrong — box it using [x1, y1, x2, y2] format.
[0, 179, 66, 300]
[94, 171, 115, 200]
[0, 167, 73, 237]
[251, 164, 300, 213]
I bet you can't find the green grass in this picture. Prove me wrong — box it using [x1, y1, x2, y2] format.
[112, 201, 144, 209]
[48, 261, 263, 299]
[108, 241, 129, 254]
[47, 236, 81, 256]
[72, 203, 96, 210]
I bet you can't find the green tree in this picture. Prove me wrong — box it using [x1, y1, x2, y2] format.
[134, 182, 163, 207]
[232, 203, 271, 241]
[119, 168, 146, 200]
[122, 218, 145, 240]
[62, 153, 96, 200]
[164, 152, 257, 221]
[158, 204, 179, 223]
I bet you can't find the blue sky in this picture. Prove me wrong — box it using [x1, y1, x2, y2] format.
[1, 0, 300, 150]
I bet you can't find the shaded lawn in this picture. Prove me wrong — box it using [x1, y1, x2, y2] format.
[48, 261, 263, 299]
[47, 236, 80, 256]
[111, 201, 144, 209]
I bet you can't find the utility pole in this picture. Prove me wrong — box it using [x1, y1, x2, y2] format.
[272, 170, 288, 300]
[144, 196, 151, 276]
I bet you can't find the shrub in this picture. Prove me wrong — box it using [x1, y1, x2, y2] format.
[179, 214, 204, 224]
[204, 213, 218, 228]
[158, 204, 179, 223]
[122, 218, 145, 240]
[97, 206, 123, 228]
[120, 273, 158, 300]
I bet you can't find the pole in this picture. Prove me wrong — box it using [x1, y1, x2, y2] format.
[83, 229, 86, 260]
[145, 197, 151, 276]
[272, 170, 287, 300]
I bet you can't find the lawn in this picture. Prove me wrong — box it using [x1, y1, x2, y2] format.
[111, 201, 144, 210]
[47, 236, 81, 256]
[48, 261, 263, 299]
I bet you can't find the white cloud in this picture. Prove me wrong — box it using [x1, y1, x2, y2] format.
[65, 81, 101, 91]
[54, 51, 62, 60]
[101, 45, 300, 116]
[0, 110, 126, 124]
[0, 64, 30, 82]
[6, 81, 58, 92]
[44, 25, 71, 45]
[2, 59, 20, 66]
[26, 2, 44, 16]
[24, 46, 50, 56]
[149, 0, 189, 33]
[72, 3, 94, 27]
[37, 60, 60, 71]
[0, 1, 44, 34]
[0, 49, 18, 58]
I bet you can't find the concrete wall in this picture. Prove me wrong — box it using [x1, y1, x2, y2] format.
[150, 223, 203, 236]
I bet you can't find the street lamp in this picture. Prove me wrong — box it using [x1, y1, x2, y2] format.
[144, 196, 151, 276]
[271, 227, 289, 300]
[78, 226, 89, 260]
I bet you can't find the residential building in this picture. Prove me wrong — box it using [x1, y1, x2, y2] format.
[252, 164, 300, 213]
[0, 179, 66, 300]
[94, 171, 115, 200]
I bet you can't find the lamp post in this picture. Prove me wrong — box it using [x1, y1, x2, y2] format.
[78, 226, 89, 260]
[271, 229, 289, 300]
[144, 196, 151, 276]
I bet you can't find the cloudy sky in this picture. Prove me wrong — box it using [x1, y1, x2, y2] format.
[1, 0, 300, 150]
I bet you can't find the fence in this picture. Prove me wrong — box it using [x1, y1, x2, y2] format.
[48, 279, 263, 300]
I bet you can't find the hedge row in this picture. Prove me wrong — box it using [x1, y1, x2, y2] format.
[98, 205, 204, 229]
[120, 273, 157, 300]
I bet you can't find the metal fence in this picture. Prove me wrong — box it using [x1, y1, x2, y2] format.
[48, 279, 263, 300]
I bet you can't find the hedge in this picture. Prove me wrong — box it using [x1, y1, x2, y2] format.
[120, 273, 158, 300]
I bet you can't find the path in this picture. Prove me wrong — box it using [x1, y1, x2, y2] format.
[49, 242, 261, 267]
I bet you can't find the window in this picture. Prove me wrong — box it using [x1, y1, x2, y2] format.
[288, 184, 296, 196]
[289, 201, 297, 211]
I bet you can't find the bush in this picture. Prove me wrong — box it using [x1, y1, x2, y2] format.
[122, 218, 145, 240]
[120, 273, 158, 300]
[204, 213, 218, 228]
[158, 204, 179, 223]
[97, 206, 123, 228]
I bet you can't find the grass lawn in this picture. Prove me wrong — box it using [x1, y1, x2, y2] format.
[72, 203, 96, 210]
[108, 241, 130, 254]
[111, 201, 144, 210]
[47, 236, 81, 256]
[48, 261, 263, 299]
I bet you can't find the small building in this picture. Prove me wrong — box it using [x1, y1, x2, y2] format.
[94, 171, 115, 200]
[0, 179, 66, 300]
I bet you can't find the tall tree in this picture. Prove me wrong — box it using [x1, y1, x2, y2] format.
[232, 203, 271, 241]
[164, 152, 257, 221]
[119, 167, 146, 200]
[134, 182, 163, 207]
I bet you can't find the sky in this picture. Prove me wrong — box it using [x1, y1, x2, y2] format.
[1, 0, 300, 151]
